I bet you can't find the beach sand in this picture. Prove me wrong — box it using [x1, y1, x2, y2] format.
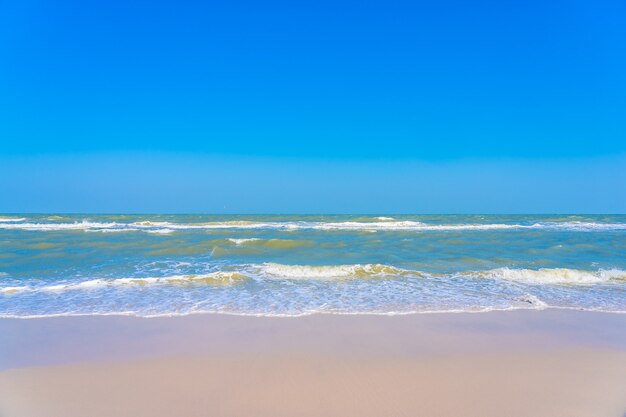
[1, 310, 625, 417]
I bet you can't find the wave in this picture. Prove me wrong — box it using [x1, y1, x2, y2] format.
[1, 272, 249, 294]
[228, 238, 260, 245]
[4, 265, 623, 296]
[147, 228, 175, 234]
[255, 264, 626, 284]
[2, 219, 626, 233]
[227, 238, 315, 249]
[0, 263, 409, 294]
[1, 286, 30, 295]
[539, 222, 626, 231]
[473, 267, 626, 285]
[349, 216, 397, 222]
[0, 217, 26, 222]
[0, 221, 128, 231]
[258, 263, 413, 279]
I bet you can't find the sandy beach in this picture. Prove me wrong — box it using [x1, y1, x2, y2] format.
[1, 310, 625, 417]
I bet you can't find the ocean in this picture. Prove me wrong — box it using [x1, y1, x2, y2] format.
[1, 214, 625, 317]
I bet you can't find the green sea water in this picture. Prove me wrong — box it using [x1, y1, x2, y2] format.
[1, 214, 625, 317]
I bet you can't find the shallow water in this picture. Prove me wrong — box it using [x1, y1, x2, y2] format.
[1, 214, 625, 317]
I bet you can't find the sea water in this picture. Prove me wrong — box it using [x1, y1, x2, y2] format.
[0, 214, 625, 317]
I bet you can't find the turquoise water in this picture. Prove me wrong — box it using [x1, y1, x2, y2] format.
[1, 214, 625, 317]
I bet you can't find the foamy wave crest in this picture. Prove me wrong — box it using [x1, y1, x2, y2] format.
[350, 216, 397, 222]
[246, 264, 626, 285]
[3, 265, 625, 294]
[251, 264, 626, 284]
[0, 217, 26, 222]
[2, 219, 626, 233]
[228, 238, 261, 245]
[0, 221, 127, 231]
[147, 228, 175, 234]
[476, 268, 626, 285]
[538, 221, 626, 231]
[257, 263, 415, 279]
[308, 221, 525, 231]
[0, 220, 179, 234]
[1, 272, 248, 294]
[1, 286, 30, 295]
[224, 238, 315, 250]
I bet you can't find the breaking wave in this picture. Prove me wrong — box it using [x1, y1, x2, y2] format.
[1, 271, 248, 294]
[258, 263, 414, 279]
[473, 267, 626, 285]
[254, 264, 626, 284]
[3, 265, 624, 296]
[1, 219, 626, 233]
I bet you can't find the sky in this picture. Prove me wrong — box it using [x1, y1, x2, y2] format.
[1, 0, 625, 213]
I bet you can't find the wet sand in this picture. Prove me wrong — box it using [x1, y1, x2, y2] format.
[1, 310, 625, 417]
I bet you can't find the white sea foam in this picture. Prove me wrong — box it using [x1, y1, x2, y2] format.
[0, 217, 26, 222]
[2, 265, 625, 299]
[303, 221, 524, 231]
[254, 264, 626, 284]
[257, 263, 414, 279]
[1, 272, 249, 294]
[537, 221, 626, 231]
[1, 219, 625, 233]
[85, 228, 142, 233]
[0, 286, 30, 295]
[228, 238, 261, 245]
[515, 294, 548, 308]
[475, 267, 626, 285]
[0, 221, 125, 231]
[0, 305, 612, 319]
[147, 228, 175, 234]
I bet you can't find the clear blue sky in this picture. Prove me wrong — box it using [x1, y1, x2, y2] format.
[1, 0, 625, 213]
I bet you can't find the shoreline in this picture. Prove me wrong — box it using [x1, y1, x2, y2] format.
[1, 310, 625, 416]
[2, 304, 625, 320]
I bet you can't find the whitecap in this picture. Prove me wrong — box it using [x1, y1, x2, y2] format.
[228, 238, 261, 245]
[256, 263, 415, 279]
[1, 219, 625, 232]
[476, 267, 626, 285]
